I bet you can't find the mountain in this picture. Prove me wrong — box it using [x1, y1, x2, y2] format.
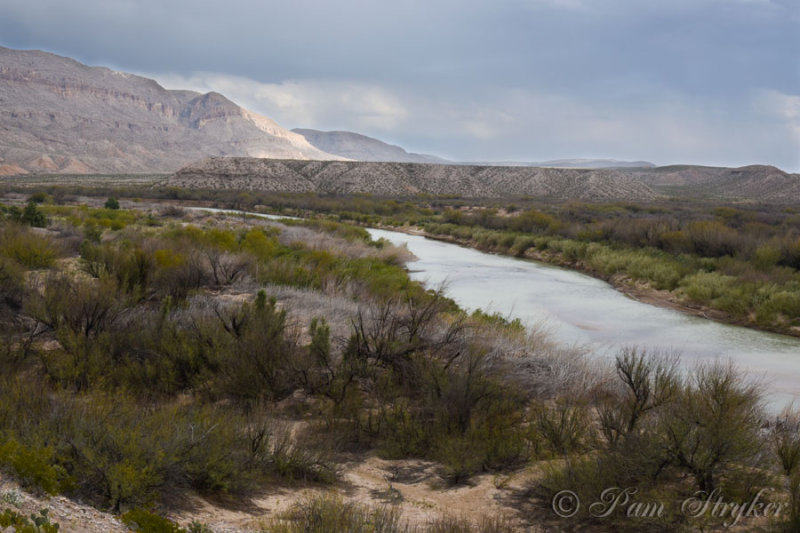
[0, 47, 340, 175]
[292, 128, 449, 164]
[170, 157, 659, 200]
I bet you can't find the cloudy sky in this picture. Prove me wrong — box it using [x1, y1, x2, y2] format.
[1, 0, 798, 169]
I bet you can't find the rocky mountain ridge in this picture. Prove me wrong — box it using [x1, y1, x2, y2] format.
[0, 47, 340, 175]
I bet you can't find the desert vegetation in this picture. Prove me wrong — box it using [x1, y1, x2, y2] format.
[1, 194, 800, 531]
[113, 189, 799, 336]
[15, 184, 797, 336]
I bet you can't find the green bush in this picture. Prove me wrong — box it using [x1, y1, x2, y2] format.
[122, 509, 184, 533]
[27, 192, 50, 204]
[0, 508, 60, 533]
[0, 256, 25, 310]
[15, 202, 48, 227]
[0, 438, 70, 495]
[0, 224, 60, 268]
[680, 271, 736, 304]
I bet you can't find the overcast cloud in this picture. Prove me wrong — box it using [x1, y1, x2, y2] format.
[1, 0, 798, 169]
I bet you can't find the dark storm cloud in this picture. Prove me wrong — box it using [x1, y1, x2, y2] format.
[1, 0, 798, 169]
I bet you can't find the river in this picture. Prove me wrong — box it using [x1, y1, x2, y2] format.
[367, 228, 800, 410]
[188, 207, 800, 409]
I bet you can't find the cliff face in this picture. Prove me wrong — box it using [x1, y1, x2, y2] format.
[170, 157, 661, 200]
[0, 47, 340, 174]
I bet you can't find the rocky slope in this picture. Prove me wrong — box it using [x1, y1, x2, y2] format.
[292, 128, 449, 164]
[629, 164, 800, 202]
[169, 157, 660, 200]
[0, 47, 340, 175]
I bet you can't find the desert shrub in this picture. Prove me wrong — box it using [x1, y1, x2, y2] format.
[537, 353, 772, 530]
[685, 220, 741, 257]
[754, 243, 782, 270]
[187, 521, 213, 533]
[152, 248, 209, 299]
[269, 429, 338, 484]
[376, 401, 432, 459]
[374, 357, 527, 482]
[427, 514, 516, 533]
[15, 202, 48, 227]
[530, 399, 592, 458]
[0, 508, 60, 533]
[25, 273, 124, 390]
[121, 509, 184, 533]
[585, 246, 687, 290]
[0, 438, 70, 495]
[84, 205, 138, 230]
[294, 218, 373, 243]
[659, 360, 767, 493]
[0, 224, 60, 268]
[269, 493, 404, 533]
[27, 192, 50, 204]
[240, 227, 280, 260]
[80, 240, 154, 294]
[537, 449, 686, 531]
[772, 408, 800, 532]
[104, 197, 120, 210]
[508, 209, 560, 233]
[435, 415, 527, 484]
[83, 219, 102, 242]
[340, 294, 528, 481]
[509, 235, 536, 256]
[756, 289, 800, 325]
[216, 291, 302, 401]
[596, 348, 680, 447]
[469, 309, 524, 333]
[0, 256, 25, 311]
[0, 384, 283, 509]
[547, 239, 587, 262]
[680, 271, 735, 305]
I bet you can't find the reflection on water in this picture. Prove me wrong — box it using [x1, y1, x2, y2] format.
[368, 228, 800, 409]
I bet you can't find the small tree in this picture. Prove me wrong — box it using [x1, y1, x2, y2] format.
[104, 197, 120, 210]
[660, 360, 764, 492]
[597, 347, 680, 446]
[20, 202, 47, 227]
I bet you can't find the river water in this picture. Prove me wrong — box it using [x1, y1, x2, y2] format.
[367, 228, 800, 409]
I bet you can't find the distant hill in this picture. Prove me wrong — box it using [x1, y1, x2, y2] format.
[292, 129, 654, 169]
[170, 157, 659, 200]
[292, 128, 449, 164]
[629, 164, 800, 203]
[530, 158, 655, 169]
[171, 158, 800, 203]
[467, 159, 656, 169]
[0, 47, 340, 175]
